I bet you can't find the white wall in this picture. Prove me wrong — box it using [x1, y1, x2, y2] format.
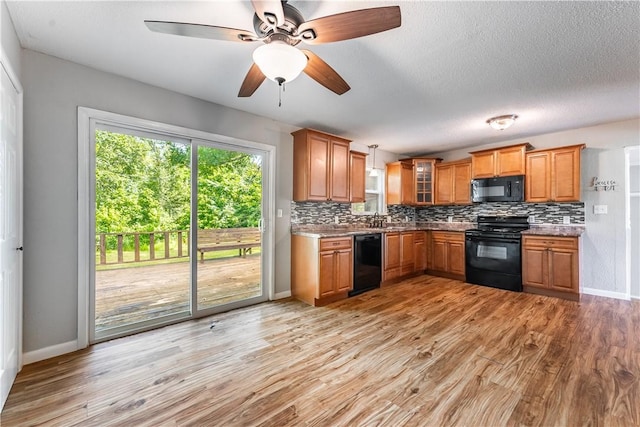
[21, 49, 296, 353]
[429, 119, 640, 298]
[1, 0, 21, 75]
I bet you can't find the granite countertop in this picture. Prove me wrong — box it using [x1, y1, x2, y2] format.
[291, 222, 475, 238]
[522, 224, 586, 237]
[291, 222, 585, 238]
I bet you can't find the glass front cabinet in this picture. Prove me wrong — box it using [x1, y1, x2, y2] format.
[411, 158, 441, 205]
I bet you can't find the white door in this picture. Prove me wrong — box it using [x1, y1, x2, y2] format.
[0, 59, 23, 411]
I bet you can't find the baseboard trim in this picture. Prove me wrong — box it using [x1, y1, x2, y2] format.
[582, 287, 630, 301]
[23, 340, 78, 365]
[273, 291, 291, 300]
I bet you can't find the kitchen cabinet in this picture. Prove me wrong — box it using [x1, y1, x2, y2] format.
[427, 231, 465, 280]
[414, 231, 427, 272]
[350, 151, 366, 203]
[292, 128, 351, 202]
[522, 235, 579, 296]
[434, 159, 472, 205]
[383, 231, 420, 281]
[400, 231, 415, 276]
[526, 144, 585, 203]
[383, 232, 401, 281]
[411, 158, 441, 205]
[291, 235, 353, 306]
[470, 143, 532, 178]
[386, 161, 414, 205]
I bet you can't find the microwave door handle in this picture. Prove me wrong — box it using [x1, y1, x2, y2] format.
[507, 182, 512, 197]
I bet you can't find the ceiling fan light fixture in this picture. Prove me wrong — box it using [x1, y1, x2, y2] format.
[486, 114, 518, 131]
[252, 41, 308, 84]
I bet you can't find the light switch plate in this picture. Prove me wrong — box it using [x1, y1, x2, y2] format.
[594, 205, 608, 214]
[563, 216, 571, 224]
[276, 209, 283, 218]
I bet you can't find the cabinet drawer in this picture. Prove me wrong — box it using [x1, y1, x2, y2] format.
[523, 235, 577, 250]
[320, 237, 352, 251]
[431, 231, 464, 242]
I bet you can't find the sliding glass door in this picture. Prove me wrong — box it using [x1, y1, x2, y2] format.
[90, 121, 270, 342]
[194, 144, 265, 313]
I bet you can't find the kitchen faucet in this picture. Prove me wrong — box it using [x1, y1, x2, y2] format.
[369, 212, 384, 228]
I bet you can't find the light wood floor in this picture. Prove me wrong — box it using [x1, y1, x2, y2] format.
[3, 275, 639, 426]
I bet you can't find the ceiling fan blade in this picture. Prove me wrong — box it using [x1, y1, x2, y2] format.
[144, 21, 258, 42]
[251, 0, 285, 27]
[238, 63, 267, 97]
[297, 6, 401, 44]
[301, 50, 350, 95]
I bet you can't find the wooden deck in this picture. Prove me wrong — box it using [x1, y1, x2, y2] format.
[95, 255, 261, 331]
[3, 275, 639, 426]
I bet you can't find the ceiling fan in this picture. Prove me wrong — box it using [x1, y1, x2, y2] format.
[145, 1, 401, 98]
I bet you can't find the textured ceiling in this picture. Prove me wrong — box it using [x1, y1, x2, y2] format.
[6, 1, 640, 155]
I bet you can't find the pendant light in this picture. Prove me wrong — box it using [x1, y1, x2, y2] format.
[368, 144, 379, 177]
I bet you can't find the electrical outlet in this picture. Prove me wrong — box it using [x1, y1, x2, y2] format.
[276, 209, 283, 218]
[529, 215, 536, 224]
[563, 216, 571, 224]
[334, 215, 339, 224]
[447, 216, 453, 223]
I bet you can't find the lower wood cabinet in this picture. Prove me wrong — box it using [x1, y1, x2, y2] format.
[400, 231, 415, 276]
[414, 231, 427, 272]
[522, 235, 579, 295]
[383, 231, 423, 282]
[383, 232, 401, 281]
[427, 231, 465, 280]
[291, 235, 353, 306]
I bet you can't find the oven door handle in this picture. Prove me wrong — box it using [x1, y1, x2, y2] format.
[466, 236, 521, 245]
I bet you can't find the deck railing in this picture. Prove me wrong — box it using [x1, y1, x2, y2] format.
[96, 230, 189, 265]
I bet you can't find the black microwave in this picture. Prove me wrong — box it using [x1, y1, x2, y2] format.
[471, 175, 524, 203]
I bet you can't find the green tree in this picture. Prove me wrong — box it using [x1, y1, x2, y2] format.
[95, 130, 262, 240]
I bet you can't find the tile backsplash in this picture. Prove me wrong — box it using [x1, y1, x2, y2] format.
[291, 201, 585, 226]
[416, 202, 585, 224]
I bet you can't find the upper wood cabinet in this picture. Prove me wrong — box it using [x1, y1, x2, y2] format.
[470, 143, 533, 178]
[386, 161, 414, 205]
[526, 144, 585, 203]
[434, 159, 472, 205]
[349, 151, 366, 203]
[411, 158, 441, 205]
[292, 128, 351, 202]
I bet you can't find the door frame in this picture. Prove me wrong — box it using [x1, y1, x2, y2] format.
[77, 107, 276, 348]
[625, 145, 639, 300]
[0, 47, 24, 410]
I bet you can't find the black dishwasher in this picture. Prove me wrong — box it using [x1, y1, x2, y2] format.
[350, 234, 382, 297]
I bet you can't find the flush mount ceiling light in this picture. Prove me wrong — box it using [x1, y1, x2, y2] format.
[486, 114, 519, 131]
[368, 144, 380, 177]
[252, 41, 308, 85]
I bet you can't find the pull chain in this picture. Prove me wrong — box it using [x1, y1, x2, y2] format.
[276, 77, 286, 107]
